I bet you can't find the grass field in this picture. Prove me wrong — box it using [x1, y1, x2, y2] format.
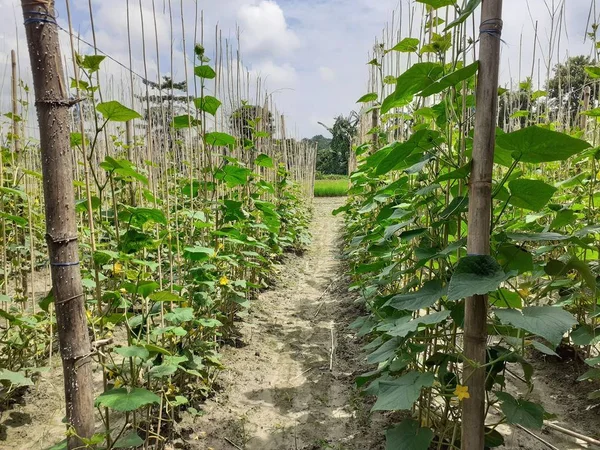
[314, 178, 348, 197]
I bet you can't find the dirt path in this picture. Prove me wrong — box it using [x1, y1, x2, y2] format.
[186, 197, 385, 450]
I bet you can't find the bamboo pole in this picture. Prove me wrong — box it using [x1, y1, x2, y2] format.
[20, 1, 94, 447]
[462, 2, 504, 449]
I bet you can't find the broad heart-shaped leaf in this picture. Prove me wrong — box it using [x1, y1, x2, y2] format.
[495, 127, 590, 166]
[194, 65, 216, 79]
[494, 306, 577, 347]
[114, 345, 150, 361]
[95, 387, 160, 412]
[194, 95, 221, 116]
[374, 129, 442, 176]
[372, 371, 434, 411]
[386, 37, 420, 53]
[183, 246, 215, 261]
[495, 391, 544, 429]
[255, 154, 274, 168]
[0, 369, 33, 387]
[113, 431, 144, 449]
[447, 256, 507, 301]
[386, 280, 447, 311]
[357, 92, 378, 103]
[385, 419, 434, 450]
[171, 115, 200, 129]
[417, 0, 456, 8]
[148, 291, 184, 303]
[385, 311, 451, 338]
[508, 179, 557, 211]
[381, 62, 443, 114]
[206, 132, 236, 147]
[222, 165, 251, 188]
[78, 54, 106, 73]
[96, 101, 142, 122]
[100, 156, 148, 185]
[420, 61, 479, 97]
[164, 307, 195, 324]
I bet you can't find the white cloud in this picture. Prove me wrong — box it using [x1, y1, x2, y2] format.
[237, 1, 300, 58]
[318, 67, 335, 82]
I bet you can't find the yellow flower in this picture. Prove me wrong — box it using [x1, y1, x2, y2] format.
[112, 262, 123, 275]
[219, 276, 229, 286]
[113, 378, 123, 389]
[217, 242, 225, 251]
[119, 288, 127, 294]
[454, 384, 470, 401]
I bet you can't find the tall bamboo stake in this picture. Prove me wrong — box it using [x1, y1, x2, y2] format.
[462, 2, 504, 449]
[21, 1, 94, 447]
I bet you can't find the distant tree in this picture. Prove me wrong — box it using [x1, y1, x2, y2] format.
[229, 104, 275, 141]
[302, 134, 332, 175]
[316, 113, 358, 175]
[547, 55, 597, 126]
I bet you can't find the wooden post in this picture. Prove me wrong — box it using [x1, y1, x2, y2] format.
[21, 2, 95, 447]
[580, 86, 591, 131]
[462, 2, 503, 449]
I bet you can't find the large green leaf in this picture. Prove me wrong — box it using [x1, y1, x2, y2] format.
[194, 96, 221, 116]
[206, 132, 236, 147]
[447, 256, 507, 301]
[223, 165, 251, 188]
[113, 431, 144, 449]
[374, 129, 442, 175]
[164, 307, 195, 324]
[114, 346, 150, 361]
[386, 280, 447, 311]
[96, 101, 142, 122]
[0, 369, 33, 387]
[386, 420, 434, 450]
[381, 63, 444, 114]
[194, 65, 216, 79]
[495, 391, 544, 429]
[100, 156, 148, 185]
[445, 0, 482, 30]
[417, 0, 456, 8]
[386, 38, 420, 53]
[255, 154, 274, 168]
[508, 179, 557, 211]
[494, 306, 577, 347]
[420, 61, 479, 97]
[372, 371, 435, 411]
[357, 92, 378, 103]
[495, 127, 590, 166]
[384, 311, 450, 338]
[95, 387, 160, 412]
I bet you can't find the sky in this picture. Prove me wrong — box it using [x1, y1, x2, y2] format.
[0, 0, 594, 139]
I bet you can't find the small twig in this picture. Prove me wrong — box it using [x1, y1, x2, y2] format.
[515, 424, 560, 450]
[92, 337, 114, 348]
[224, 437, 243, 450]
[329, 325, 335, 372]
[546, 422, 600, 446]
[313, 280, 336, 319]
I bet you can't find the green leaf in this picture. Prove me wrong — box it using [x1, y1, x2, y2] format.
[496, 244, 533, 274]
[164, 307, 195, 324]
[385, 311, 451, 337]
[381, 63, 444, 114]
[386, 38, 420, 53]
[183, 246, 215, 261]
[357, 92, 378, 103]
[508, 179, 557, 211]
[385, 419, 434, 450]
[386, 280, 447, 311]
[417, 0, 456, 8]
[494, 306, 577, 347]
[420, 61, 479, 97]
[447, 256, 507, 301]
[206, 132, 236, 147]
[495, 391, 544, 429]
[255, 154, 274, 168]
[0, 369, 33, 387]
[96, 101, 142, 122]
[445, 0, 482, 30]
[113, 431, 144, 449]
[223, 165, 251, 187]
[0, 211, 27, 226]
[149, 363, 179, 378]
[372, 371, 435, 411]
[194, 65, 216, 79]
[78, 54, 105, 73]
[120, 207, 167, 226]
[100, 156, 148, 185]
[114, 346, 150, 361]
[0, 186, 27, 200]
[495, 127, 590, 166]
[148, 291, 184, 303]
[95, 387, 160, 412]
[171, 115, 200, 129]
[506, 232, 568, 242]
[585, 66, 600, 79]
[194, 96, 221, 116]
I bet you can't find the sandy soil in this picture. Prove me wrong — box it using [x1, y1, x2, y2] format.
[181, 197, 387, 450]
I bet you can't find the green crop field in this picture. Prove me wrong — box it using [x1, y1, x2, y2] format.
[314, 178, 348, 197]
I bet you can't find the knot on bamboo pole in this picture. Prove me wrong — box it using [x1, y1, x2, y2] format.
[479, 18, 503, 40]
